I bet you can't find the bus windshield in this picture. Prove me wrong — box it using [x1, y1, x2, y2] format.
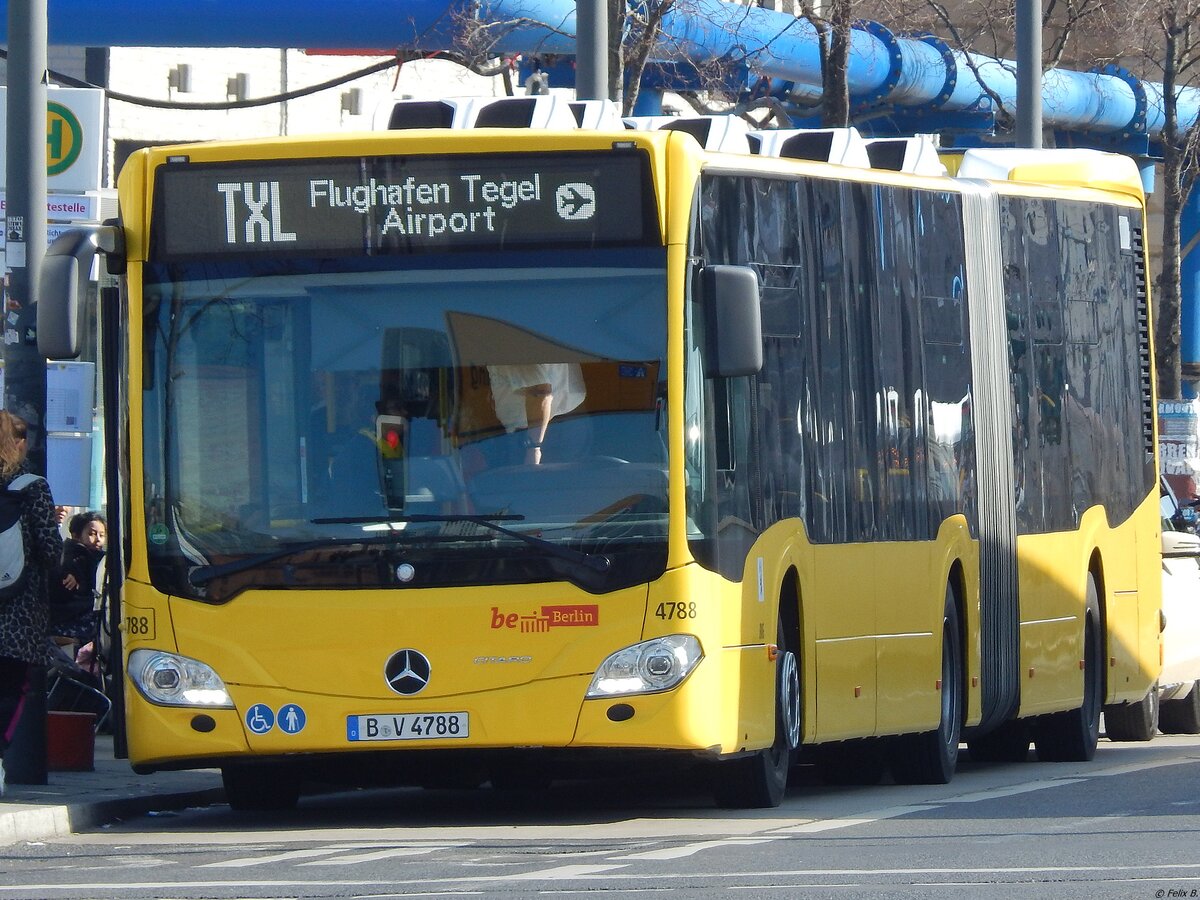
[141, 248, 668, 600]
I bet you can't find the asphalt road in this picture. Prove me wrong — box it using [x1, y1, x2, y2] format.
[2, 731, 1198, 899]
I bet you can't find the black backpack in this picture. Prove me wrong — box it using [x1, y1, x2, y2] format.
[0, 473, 43, 600]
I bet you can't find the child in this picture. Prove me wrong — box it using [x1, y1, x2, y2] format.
[50, 511, 106, 645]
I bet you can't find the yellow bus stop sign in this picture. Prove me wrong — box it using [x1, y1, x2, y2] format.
[46, 101, 84, 176]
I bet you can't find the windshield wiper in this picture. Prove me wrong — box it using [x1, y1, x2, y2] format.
[189, 513, 610, 586]
[333, 513, 613, 575]
[188, 532, 421, 586]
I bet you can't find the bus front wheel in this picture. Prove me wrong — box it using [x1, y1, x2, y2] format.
[712, 621, 800, 809]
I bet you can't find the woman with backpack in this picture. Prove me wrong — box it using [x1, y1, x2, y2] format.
[0, 411, 64, 794]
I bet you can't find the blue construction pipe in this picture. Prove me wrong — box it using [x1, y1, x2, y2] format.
[1182, 191, 1200, 372]
[1144, 81, 1200, 140]
[0, 0, 1195, 140]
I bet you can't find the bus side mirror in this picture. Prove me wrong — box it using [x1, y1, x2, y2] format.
[38, 225, 123, 359]
[701, 264, 762, 377]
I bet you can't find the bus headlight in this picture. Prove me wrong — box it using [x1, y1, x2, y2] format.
[128, 649, 234, 708]
[586, 635, 703, 698]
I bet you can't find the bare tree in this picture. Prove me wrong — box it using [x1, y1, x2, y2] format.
[792, 0, 852, 127]
[614, 0, 675, 114]
[448, 1, 575, 66]
[1129, 1, 1200, 399]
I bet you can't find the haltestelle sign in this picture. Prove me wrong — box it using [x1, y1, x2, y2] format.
[46, 101, 84, 176]
[0, 87, 104, 192]
[0, 193, 99, 222]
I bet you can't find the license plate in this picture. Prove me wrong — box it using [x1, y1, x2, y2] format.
[346, 712, 469, 742]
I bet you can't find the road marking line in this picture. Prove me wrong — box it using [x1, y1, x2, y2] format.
[939, 779, 1087, 802]
[770, 805, 933, 833]
[302, 847, 443, 865]
[491, 864, 628, 881]
[199, 847, 348, 867]
[612, 838, 778, 860]
[1086, 756, 1200, 777]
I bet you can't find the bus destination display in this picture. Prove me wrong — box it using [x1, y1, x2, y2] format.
[152, 152, 656, 259]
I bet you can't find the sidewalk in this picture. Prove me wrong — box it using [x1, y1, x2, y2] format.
[0, 734, 225, 845]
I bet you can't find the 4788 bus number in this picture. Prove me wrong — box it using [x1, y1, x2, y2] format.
[124, 611, 156, 640]
[654, 601, 697, 620]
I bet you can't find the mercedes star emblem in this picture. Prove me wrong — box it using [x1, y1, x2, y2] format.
[384, 649, 432, 695]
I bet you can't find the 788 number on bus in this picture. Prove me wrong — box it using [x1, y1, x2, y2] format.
[124, 610, 156, 640]
[655, 601, 697, 620]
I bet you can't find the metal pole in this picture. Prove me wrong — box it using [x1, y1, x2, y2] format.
[3, 0, 50, 785]
[1015, 0, 1042, 148]
[575, 0, 608, 100]
[99, 284, 127, 759]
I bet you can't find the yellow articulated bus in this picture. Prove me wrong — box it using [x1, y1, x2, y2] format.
[40, 111, 1161, 810]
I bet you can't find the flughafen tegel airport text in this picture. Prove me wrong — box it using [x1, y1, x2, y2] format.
[215, 173, 568, 244]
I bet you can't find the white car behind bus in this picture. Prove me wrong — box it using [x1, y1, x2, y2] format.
[1157, 480, 1200, 733]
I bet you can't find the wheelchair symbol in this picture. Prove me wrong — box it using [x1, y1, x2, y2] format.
[245, 703, 275, 735]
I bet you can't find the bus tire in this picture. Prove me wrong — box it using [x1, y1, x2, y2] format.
[1103, 686, 1159, 742]
[222, 764, 301, 812]
[1033, 575, 1103, 762]
[713, 620, 800, 809]
[1159, 681, 1200, 734]
[966, 721, 1030, 762]
[891, 587, 963, 785]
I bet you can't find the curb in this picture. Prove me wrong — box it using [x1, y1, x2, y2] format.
[0, 787, 226, 846]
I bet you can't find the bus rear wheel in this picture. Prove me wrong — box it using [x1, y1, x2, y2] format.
[1159, 681, 1200, 734]
[891, 588, 962, 785]
[1034, 575, 1102, 762]
[1103, 685, 1159, 742]
[222, 764, 301, 812]
[713, 621, 800, 809]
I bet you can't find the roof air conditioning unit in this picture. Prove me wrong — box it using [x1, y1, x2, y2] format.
[864, 136, 947, 176]
[623, 115, 751, 153]
[378, 97, 479, 130]
[568, 99, 623, 129]
[471, 96, 579, 129]
[748, 127, 870, 167]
